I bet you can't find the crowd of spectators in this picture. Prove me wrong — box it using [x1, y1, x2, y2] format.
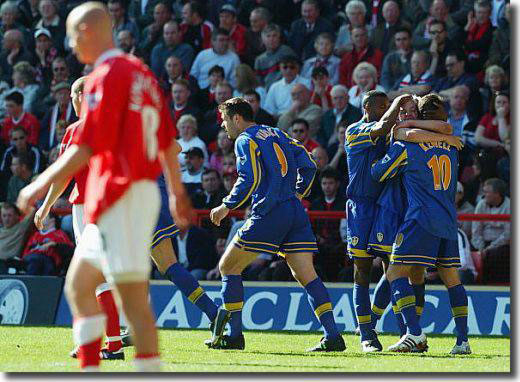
[0, 0, 510, 283]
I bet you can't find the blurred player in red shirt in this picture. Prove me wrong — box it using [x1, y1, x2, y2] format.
[18, 2, 193, 372]
[35, 76, 125, 361]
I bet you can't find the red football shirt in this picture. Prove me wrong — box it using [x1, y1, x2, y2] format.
[59, 119, 88, 204]
[1, 112, 40, 146]
[72, 49, 175, 223]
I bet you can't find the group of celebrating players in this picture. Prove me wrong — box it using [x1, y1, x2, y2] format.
[15, 1, 470, 372]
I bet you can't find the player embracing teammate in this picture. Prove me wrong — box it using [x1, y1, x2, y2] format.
[344, 89, 471, 354]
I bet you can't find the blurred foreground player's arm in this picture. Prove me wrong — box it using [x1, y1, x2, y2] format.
[394, 128, 463, 150]
[17, 144, 91, 214]
[34, 176, 72, 230]
[396, 119, 453, 134]
[370, 141, 408, 183]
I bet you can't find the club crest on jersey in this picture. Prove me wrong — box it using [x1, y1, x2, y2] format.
[394, 233, 403, 247]
[351, 236, 359, 246]
[382, 154, 391, 164]
[241, 219, 253, 232]
[377, 232, 384, 242]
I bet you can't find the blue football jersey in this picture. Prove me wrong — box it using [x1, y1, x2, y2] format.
[223, 125, 317, 216]
[371, 140, 458, 240]
[344, 120, 387, 200]
[376, 176, 407, 218]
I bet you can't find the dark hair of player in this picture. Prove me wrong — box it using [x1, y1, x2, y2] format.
[362, 90, 387, 110]
[418, 93, 446, 120]
[218, 97, 254, 122]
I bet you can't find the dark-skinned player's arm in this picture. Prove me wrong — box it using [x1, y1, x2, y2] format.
[369, 94, 414, 141]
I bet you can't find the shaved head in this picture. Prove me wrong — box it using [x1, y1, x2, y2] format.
[66, 2, 115, 64]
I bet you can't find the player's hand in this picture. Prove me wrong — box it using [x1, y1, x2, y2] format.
[169, 192, 195, 231]
[210, 204, 229, 226]
[17, 178, 48, 215]
[444, 135, 464, 150]
[34, 205, 50, 230]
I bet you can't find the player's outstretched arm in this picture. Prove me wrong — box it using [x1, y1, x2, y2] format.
[396, 119, 453, 134]
[371, 141, 407, 183]
[159, 140, 194, 230]
[34, 178, 72, 230]
[17, 144, 91, 215]
[394, 128, 463, 150]
[371, 94, 413, 140]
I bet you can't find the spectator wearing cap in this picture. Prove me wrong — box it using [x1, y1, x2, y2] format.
[243, 7, 270, 67]
[33, 28, 58, 84]
[348, 62, 385, 110]
[0, 90, 40, 146]
[11, 61, 40, 115]
[380, 27, 413, 92]
[108, 0, 140, 44]
[278, 84, 322, 136]
[309, 67, 333, 110]
[264, 55, 311, 118]
[318, 85, 362, 147]
[190, 28, 240, 89]
[150, 20, 195, 80]
[176, 114, 208, 169]
[192, 169, 227, 209]
[338, 26, 383, 89]
[456, 181, 474, 239]
[138, 2, 172, 60]
[288, 118, 321, 153]
[287, 0, 334, 60]
[243, 89, 276, 127]
[180, 1, 214, 54]
[0, 29, 34, 84]
[471, 178, 510, 283]
[254, 23, 296, 91]
[218, 4, 247, 60]
[301, 33, 340, 86]
[39, 81, 77, 152]
[181, 146, 206, 195]
[35, 0, 65, 51]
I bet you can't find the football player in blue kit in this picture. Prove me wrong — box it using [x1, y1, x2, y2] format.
[207, 97, 345, 352]
[371, 94, 470, 354]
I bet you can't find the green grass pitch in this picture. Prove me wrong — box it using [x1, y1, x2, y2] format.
[0, 326, 509, 373]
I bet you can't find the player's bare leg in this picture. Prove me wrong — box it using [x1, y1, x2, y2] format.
[437, 266, 471, 354]
[353, 258, 381, 352]
[205, 242, 258, 349]
[114, 281, 161, 371]
[64, 256, 106, 371]
[150, 237, 218, 324]
[386, 263, 428, 352]
[285, 252, 345, 352]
